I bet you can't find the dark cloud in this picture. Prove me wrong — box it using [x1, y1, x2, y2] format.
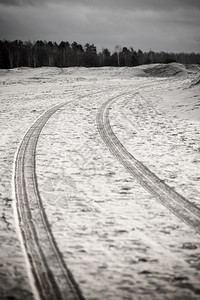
[0, 0, 199, 52]
[0, 0, 21, 5]
[0, 0, 46, 6]
[1, 0, 200, 10]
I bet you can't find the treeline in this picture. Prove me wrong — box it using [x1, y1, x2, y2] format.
[0, 39, 200, 69]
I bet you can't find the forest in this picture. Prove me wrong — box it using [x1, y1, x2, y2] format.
[0, 39, 200, 69]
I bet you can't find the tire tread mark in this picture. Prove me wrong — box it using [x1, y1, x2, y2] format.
[96, 95, 200, 233]
[14, 102, 85, 300]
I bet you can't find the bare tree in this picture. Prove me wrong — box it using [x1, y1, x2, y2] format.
[115, 45, 121, 67]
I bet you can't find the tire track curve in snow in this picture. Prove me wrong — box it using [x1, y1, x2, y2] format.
[96, 93, 200, 234]
[14, 101, 85, 300]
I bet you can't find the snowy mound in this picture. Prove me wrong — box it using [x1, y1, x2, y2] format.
[0, 64, 199, 83]
[189, 76, 200, 88]
[142, 63, 189, 77]
[185, 64, 200, 73]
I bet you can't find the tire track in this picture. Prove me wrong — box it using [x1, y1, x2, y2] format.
[96, 93, 200, 233]
[14, 101, 85, 300]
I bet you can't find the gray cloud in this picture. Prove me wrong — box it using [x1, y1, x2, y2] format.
[0, 0, 43, 6]
[0, 0, 46, 6]
[1, 0, 200, 10]
[64, 0, 200, 11]
[0, 0, 199, 53]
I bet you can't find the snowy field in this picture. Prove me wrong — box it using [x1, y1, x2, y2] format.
[0, 64, 200, 299]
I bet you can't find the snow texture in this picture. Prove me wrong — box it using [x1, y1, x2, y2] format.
[0, 64, 200, 299]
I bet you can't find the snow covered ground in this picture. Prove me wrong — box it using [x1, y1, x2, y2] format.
[0, 64, 200, 299]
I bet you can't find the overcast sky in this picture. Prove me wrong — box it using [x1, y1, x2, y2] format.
[0, 0, 199, 53]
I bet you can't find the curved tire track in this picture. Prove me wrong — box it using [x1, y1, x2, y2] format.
[14, 102, 85, 300]
[96, 94, 200, 233]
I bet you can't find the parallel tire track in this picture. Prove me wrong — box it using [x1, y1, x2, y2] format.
[14, 102, 85, 300]
[96, 94, 200, 233]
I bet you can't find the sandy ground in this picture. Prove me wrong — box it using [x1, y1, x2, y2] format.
[0, 64, 200, 299]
